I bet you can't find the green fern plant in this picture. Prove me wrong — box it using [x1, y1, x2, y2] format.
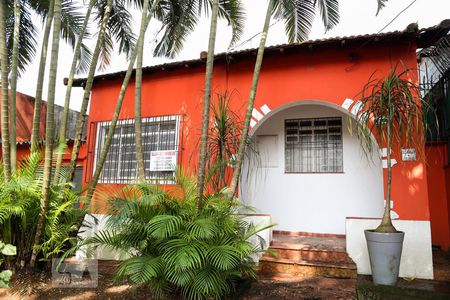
[0, 152, 88, 268]
[83, 174, 271, 299]
[0, 241, 16, 288]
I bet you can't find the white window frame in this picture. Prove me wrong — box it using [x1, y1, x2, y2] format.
[284, 117, 343, 173]
[94, 115, 180, 184]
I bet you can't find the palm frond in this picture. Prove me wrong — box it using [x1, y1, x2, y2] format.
[316, 0, 339, 32]
[60, 0, 86, 48]
[218, 0, 245, 48]
[5, 1, 38, 74]
[95, 0, 136, 61]
[376, 0, 388, 15]
[153, 0, 200, 58]
[274, 0, 339, 43]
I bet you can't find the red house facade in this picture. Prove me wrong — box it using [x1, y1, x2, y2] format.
[0, 91, 87, 187]
[72, 21, 450, 279]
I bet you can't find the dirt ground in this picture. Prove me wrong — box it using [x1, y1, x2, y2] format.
[0, 271, 357, 300]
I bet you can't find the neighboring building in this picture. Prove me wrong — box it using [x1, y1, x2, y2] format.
[419, 33, 450, 252]
[71, 21, 450, 279]
[0, 91, 87, 186]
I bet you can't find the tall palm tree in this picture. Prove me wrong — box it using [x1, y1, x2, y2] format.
[196, 0, 220, 204]
[9, 0, 21, 173]
[228, 0, 340, 198]
[29, 0, 92, 152]
[88, 0, 244, 201]
[134, 0, 151, 180]
[86, 0, 162, 201]
[195, 0, 244, 201]
[30, 0, 63, 267]
[0, 1, 11, 182]
[67, 0, 137, 182]
[30, 0, 53, 152]
[54, 0, 95, 184]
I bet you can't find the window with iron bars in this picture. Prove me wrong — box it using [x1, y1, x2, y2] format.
[285, 117, 343, 173]
[94, 115, 180, 184]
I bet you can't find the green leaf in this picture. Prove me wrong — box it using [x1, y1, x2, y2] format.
[0, 280, 10, 288]
[147, 215, 183, 238]
[0, 270, 12, 285]
[1, 244, 16, 256]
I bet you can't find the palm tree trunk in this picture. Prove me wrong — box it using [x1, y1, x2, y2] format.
[134, 0, 151, 180]
[67, 0, 114, 183]
[228, 0, 275, 199]
[196, 0, 220, 202]
[9, 0, 21, 173]
[86, 3, 158, 201]
[31, 0, 55, 153]
[30, 0, 63, 267]
[54, 0, 95, 184]
[0, 0, 11, 181]
[375, 120, 396, 233]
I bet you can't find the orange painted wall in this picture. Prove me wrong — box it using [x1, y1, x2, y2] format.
[445, 166, 450, 249]
[426, 143, 450, 250]
[0, 143, 87, 167]
[85, 39, 431, 221]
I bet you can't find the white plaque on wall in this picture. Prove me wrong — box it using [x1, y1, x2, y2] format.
[149, 151, 177, 171]
[401, 148, 416, 161]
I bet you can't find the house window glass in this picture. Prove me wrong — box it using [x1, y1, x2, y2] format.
[285, 117, 343, 173]
[95, 115, 180, 184]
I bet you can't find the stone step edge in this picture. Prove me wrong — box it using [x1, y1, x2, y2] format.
[257, 272, 353, 282]
[259, 256, 357, 270]
[262, 251, 354, 264]
[268, 245, 349, 253]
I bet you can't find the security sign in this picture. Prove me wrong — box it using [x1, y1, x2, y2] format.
[401, 148, 416, 161]
[149, 151, 177, 171]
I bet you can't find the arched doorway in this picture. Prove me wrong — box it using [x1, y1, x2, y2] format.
[240, 100, 384, 234]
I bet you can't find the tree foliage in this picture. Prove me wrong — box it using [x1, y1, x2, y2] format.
[0, 153, 88, 268]
[82, 174, 270, 299]
[354, 64, 430, 232]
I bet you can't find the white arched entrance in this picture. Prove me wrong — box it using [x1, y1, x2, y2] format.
[240, 100, 384, 234]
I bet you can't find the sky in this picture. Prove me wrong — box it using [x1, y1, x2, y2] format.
[16, 0, 450, 112]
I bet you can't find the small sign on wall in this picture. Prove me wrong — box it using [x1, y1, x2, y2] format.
[149, 151, 177, 171]
[401, 148, 416, 161]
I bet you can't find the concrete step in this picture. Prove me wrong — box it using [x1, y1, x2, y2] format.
[259, 233, 357, 280]
[262, 246, 354, 264]
[259, 256, 357, 279]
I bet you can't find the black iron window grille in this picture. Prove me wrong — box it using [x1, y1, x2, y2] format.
[94, 115, 180, 184]
[285, 117, 343, 173]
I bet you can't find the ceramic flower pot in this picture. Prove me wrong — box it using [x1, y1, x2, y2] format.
[364, 229, 405, 285]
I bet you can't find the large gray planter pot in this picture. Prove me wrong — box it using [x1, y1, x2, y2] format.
[364, 229, 405, 285]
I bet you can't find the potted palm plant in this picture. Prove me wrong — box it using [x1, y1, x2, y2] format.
[355, 65, 430, 285]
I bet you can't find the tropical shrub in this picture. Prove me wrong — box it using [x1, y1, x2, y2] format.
[205, 91, 259, 194]
[84, 175, 270, 299]
[206, 92, 242, 192]
[354, 64, 431, 233]
[0, 241, 16, 288]
[0, 152, 88, 268]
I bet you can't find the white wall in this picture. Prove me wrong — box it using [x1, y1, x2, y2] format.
[240, 104, 384, 234]
[346, 218, 433, 279]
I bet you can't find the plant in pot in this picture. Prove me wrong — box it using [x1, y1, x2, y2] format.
[354, 65, 430, 285]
